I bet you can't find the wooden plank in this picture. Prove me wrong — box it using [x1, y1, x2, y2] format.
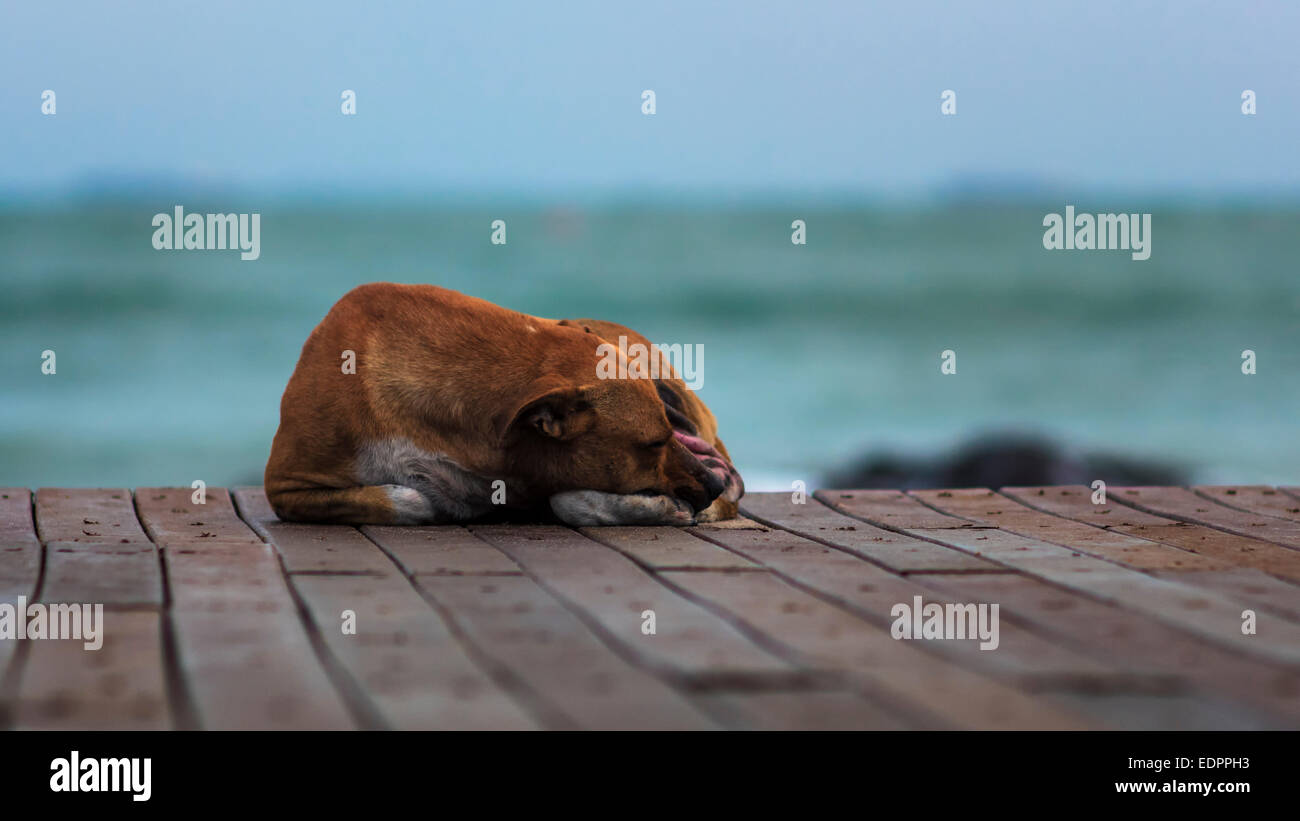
[160, 489, 356, 729]
[6, 490, 167, 729]
[0, 489, 38, 546]
[824, 489, 1300, 667]
[1006, 485, 1300, 582]
[0, 489, 39, 715]
[663, 570, 1091, 729]
[25, 491, 165, 609]
[31, 488, 163, 608]
[134, 487, 262, 547]
[816, 489, 978, 529]
[40, 543, 162, 607]
[909, 489, 1300, 623]
[290, 573, 539, 730]
[413, 575, 717, 729]
[364, 526, 722, 729]
[692, 689, 914, 731]
[34, 487, 151, 544]
[0, 487, 39, 601]
[468, 524, 797, 681]
[11, 610, 170, 729]
[909, 488, 1226, 571]
[233, 487, 396, 575]
[1046, 691, 1278, 730]
[687, 515, 1117, 683]
[1128, 524, 1300, 581]
[756, 495, 1299, 721]
[165, 542, 356, 729]
[923, 526, 1300, 667]
[1195, 485, 1300, 520]
[579, 525, 761, 570]
[232, 491, 538, 729]
[1003, 485, 1172, 527]
[1148, 568, 1300, 623]
[687, 504, 1267, 728]
[1111, 485, 1300, 554]
[744, 493, 1000, 573]
[361, 525, 522, 576]
[914, 571, 1300, 727]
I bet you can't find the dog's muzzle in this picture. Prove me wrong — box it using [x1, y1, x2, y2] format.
[671, 430, 742, 512]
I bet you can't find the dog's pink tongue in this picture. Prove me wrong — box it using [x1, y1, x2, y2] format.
[673, 430, 715, 457]
[672, 429, 744, 502]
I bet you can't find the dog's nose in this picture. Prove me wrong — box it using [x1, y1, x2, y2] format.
[675, 460, 725, 514]
[673, 483, 712, 514]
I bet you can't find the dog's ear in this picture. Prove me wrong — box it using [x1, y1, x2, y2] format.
[498, 384, 597, 444]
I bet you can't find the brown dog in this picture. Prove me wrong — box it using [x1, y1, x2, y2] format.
[265, 283, 742, 526]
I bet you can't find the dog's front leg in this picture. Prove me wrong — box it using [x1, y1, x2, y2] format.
[549, 490, 695, 526]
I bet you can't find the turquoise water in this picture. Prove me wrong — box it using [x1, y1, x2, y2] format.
[2, 201, 1297, 489]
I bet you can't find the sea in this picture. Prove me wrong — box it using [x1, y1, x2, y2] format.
[2, 199, 1297, 490]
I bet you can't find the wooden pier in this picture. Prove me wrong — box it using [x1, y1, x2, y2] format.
[1, 485, 1297, 730]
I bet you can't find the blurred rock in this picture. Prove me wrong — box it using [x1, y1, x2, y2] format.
[824, 433, 1186, 490]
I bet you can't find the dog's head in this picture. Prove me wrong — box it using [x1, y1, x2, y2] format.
[496, 375, 725, 514]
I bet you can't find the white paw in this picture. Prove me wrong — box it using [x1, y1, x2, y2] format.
[549, 490, 695, 526]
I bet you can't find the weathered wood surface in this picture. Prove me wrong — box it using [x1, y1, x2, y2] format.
[0, 486, 1295, 729]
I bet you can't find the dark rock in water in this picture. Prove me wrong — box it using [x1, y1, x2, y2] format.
[824, 433, 1186, 490]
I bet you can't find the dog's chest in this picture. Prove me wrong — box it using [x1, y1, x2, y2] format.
[355, 438, 495, 519]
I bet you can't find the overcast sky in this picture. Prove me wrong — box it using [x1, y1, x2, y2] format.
[2, 0, 1297, 198]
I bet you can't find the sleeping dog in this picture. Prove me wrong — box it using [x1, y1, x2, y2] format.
[264, 283, 743, 526]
